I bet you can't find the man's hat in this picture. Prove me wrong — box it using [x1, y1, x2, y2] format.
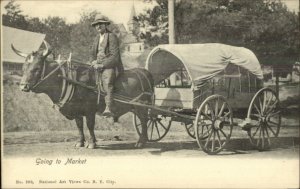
[91, 14, 110, 26]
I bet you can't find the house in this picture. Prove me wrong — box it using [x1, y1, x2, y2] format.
[122, 4, 144, 56]
[2, 26, 45, 74]
[262, 63, 299, 83]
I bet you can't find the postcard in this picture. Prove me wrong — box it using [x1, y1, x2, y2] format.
[1, 0, 299, 188]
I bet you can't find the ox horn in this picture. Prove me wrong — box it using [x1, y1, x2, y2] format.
[42, 40, 51, 56]
[11, 44, 28, 58]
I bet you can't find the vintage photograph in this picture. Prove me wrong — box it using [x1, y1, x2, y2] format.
[1, 0, 299, 188]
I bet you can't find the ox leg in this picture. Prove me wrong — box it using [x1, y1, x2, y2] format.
[135, 109, 148, 148]
[86, 114, 97, 149]
[75, 117, 85, 147]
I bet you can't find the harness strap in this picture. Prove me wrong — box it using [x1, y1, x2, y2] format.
[32, 61, 67, 89]
[55, 59, 76, 108]
[129, 69, 145, 92]
[134, 69, 153, 93]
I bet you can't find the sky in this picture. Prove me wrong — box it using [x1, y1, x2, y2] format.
[1, 0, 299, 31]
[1, 0, 156, 30]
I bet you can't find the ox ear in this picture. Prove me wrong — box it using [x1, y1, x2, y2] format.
[42, 40, 52, 57]
[11, 44, 28, 58]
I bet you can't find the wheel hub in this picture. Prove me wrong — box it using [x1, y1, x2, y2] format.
[213, 119, 224, 130]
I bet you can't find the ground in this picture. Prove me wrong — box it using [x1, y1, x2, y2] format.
[3, 124, 299, 157]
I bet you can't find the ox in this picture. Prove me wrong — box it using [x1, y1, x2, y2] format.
[12, 41, 153, 149]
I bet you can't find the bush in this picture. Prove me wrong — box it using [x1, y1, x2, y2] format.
[3, 82, 135, 132]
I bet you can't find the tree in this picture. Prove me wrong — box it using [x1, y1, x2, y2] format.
[137, 0, 299, 65]
[43, 16, 71, 59]
[70, 10, 125, 62]
[2, 0, 29, 30]
[136, 0, 169, 47]
[27, 17, 46, 33]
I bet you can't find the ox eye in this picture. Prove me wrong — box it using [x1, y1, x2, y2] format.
[26, 55, 34, 63]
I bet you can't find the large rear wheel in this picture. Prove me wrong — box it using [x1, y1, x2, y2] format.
[247, 88, 281, 150]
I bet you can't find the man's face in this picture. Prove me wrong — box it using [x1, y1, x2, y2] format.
[95, 23, 107, 34]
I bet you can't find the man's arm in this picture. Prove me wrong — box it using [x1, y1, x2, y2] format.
[101, 33, 120, 69]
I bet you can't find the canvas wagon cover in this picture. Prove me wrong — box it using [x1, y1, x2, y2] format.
[145, 43, 263, 87]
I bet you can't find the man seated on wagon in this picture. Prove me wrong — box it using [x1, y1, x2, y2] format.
[89, 14, 124, 117]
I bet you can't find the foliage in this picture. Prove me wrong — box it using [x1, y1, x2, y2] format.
[43, 17, 72, 59]
[2, 0, 298, 65]
[137, 0, 299, 64]
[136, 0, 169, 47]
[2, 0, 29, 30]
[2, 0, 125, 62]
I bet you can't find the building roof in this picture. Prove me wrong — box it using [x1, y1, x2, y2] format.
[127, 4, 137, 24]
[2, 26, 46, 63]
[123, 33, 138, 44]
[114, 23, 127, 35]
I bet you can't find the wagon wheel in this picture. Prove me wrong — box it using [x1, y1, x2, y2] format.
[184, 122, 196, 139]
[247, 88, 281, 150]
[133, 113, 172, 142]
[195, 95, 233, 155]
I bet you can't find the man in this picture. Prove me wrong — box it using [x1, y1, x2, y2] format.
[90, 14, 124, 117]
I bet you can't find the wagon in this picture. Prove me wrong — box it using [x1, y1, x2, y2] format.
[132, 43, 281, 154]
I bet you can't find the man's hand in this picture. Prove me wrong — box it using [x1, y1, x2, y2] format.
[91, 61, 104, 70]
[91, 60, 98, 65]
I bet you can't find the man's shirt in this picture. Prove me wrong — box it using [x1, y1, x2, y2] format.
[98, 33, 105, 50]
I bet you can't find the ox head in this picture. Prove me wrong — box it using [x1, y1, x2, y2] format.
[11, 41, 52, 92]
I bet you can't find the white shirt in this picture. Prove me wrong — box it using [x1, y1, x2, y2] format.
[98, 33, 105, 49]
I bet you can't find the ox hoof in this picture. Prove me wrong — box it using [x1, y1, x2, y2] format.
[135, 140, 146, 148]
[75, 142, 85, 148]
[86, 142, 96, 149]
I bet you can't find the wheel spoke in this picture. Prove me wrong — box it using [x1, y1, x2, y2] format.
[257, 127, 262, 146]
[262, 125, 265, 149]
[265, 94, 275, 113]
[268, 111, 281, 118]
[216, 130, 222, 148]
[253, 103, 261, 115]
[223, 111, 231, 118]
[204, 129, 213, 148]
[150, 121, 154, 139]
[251, 113, 261, 118]
[263, 92, 267, 113]
[211, 131, 216, 152]
[219, 129, 228, 139]
[154, 121, 161, 138]
[218, 103, 226, 117]
[200, 126, 212, 138]
[268, 120, 280, 126]
[252, 125, 260, 138]
[264, 126, 271, 145]
[266, 123, 277, 136]
[157, 120, 167, 131]
[266, 100, 279, 114]
[201, 111, 211, 120]
[147, 120, 152, 129]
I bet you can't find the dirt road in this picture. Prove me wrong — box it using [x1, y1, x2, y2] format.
[3, 126, 299, 158]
